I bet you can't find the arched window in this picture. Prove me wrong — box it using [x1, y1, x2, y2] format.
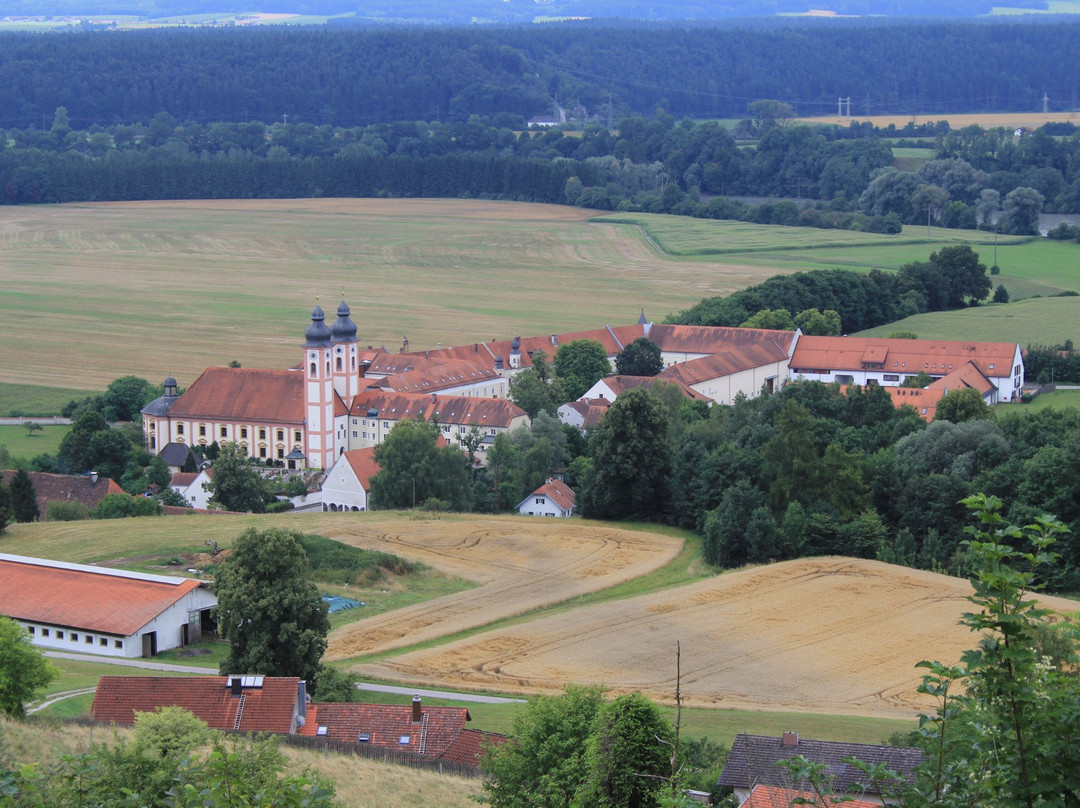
[309, 362, 317, 377]
[336, 357, 343, 371]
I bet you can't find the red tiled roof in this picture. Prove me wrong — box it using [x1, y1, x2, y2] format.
[342, 448, 380, 491]
[561, 398, 611, 428]
[882, 387, 943, 421]
[527, 479, 576, 511]
[440, 728, 511, 766]
[0, 555, 206, 635]
[927, 361, 996, 396]
[373, 360, 500, 394]
[299, 701, 470, 757]
[647, 324, 798, 355]
[0, 471, 124, 521]
[350, 390, 525, 427]
[743, 785, 883, 808]
[658, 341, 790, 386]
[168, 367, 304, 424]
[596, 375, 708, 400]
[91, 676, 300, 733]
[791, 336, 1017, 379]
[169, 472, 199, 488]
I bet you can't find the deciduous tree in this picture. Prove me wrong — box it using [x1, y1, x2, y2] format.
[207, 441, 271, 513]
[481, 684, 605, 808]
[574, 693, 674, 808]
[0, 616, 60, 718]
[370, 419, 474, 511]
[554, 339, 611, 401]
[615, 337, 663, 376]
[580, 387, 671, 521]
[214, 527, 330, 683]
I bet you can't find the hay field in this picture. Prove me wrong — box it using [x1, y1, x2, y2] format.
[354, 557, 1080, 720]
[0, 199, 776, 391]
[318, 516, 684, 658]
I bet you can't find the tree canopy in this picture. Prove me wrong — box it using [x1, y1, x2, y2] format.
[0, 616, 60, 718]
[580, 387, 671, 521]
[615, 337, 663, 377]
[207, 441, 272, 513]
[213, 527, 330, 683]
[555, 340, 612, 402]
[370, 419, 474, 511]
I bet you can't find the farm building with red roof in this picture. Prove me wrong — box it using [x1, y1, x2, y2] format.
[0, 554, 217, 658]
[92, 675, 306, 733]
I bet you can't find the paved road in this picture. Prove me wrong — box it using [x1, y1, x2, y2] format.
[43, 650, 525, 705]
[45, 651, 217, 674]
[354, 682, 524, 704]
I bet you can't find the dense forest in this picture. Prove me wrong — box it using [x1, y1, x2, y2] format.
[1, 22, 1079, 128]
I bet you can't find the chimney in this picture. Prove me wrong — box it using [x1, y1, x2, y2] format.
[474, 343, 479, 353]
[230, 677, 243, 697]
[551, 334, 558, 346]
[782, 731, 799, 747]
[89, 471, 99, 485]
[411, 694, 422, 723]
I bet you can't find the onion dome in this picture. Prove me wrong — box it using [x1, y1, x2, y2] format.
[510, 336, 521, 352]
[303, 305, 332, 347]
[331, 300, 358, 343]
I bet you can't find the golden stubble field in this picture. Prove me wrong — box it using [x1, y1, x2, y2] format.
[802, 111, 1080, 130]
[350, 555, 1080, 720]
[318, 516, 685, 658]
[0, 198, 775, 391]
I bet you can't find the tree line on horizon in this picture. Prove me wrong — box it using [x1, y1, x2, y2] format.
[1, 22, 1079, 128]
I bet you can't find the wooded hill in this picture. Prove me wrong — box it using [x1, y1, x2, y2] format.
[1, 21, 1079, 128]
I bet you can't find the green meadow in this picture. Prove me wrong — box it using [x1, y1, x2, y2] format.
[0, 423, 70, 459]
[856, 295, 1080, 346]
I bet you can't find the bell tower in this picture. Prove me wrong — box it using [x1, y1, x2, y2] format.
[303, 304, 335, 469]
[330, 300, 360, 400]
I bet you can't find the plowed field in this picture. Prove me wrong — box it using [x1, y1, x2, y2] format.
[321, 516, 684, 658]
[351, 556, 1079, 719]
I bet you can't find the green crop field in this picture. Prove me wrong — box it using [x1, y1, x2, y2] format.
[0, 383, 94, 417]
[856, 295, 1080, 346]
[0, 423, 70, 459]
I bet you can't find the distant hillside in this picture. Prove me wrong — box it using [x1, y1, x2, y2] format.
[0, 0, 1057, 21]
[2, 21, 1079, 126]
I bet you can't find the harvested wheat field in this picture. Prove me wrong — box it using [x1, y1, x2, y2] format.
[355, 557, 1079, 720]
[321, 516, 684, 659]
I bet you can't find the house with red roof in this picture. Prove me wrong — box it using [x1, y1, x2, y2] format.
[92, 675, 307, 733]
[0, 470, 125, 522]
[718, 732, 922, 806]
[0, 554, 217, 657]
[169, 467, 213, 509]
[91, 679, 508, 769]
[790, 336, 1023, 403]
[322, 447, 379, 512]
[517, 478, 576, 517]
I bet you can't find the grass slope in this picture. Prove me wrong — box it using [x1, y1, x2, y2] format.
[856, 295, 1080, 345]
[0, 423, 70, 460]
[0, 716, 482, 808]
[0, 383, 93, 417]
